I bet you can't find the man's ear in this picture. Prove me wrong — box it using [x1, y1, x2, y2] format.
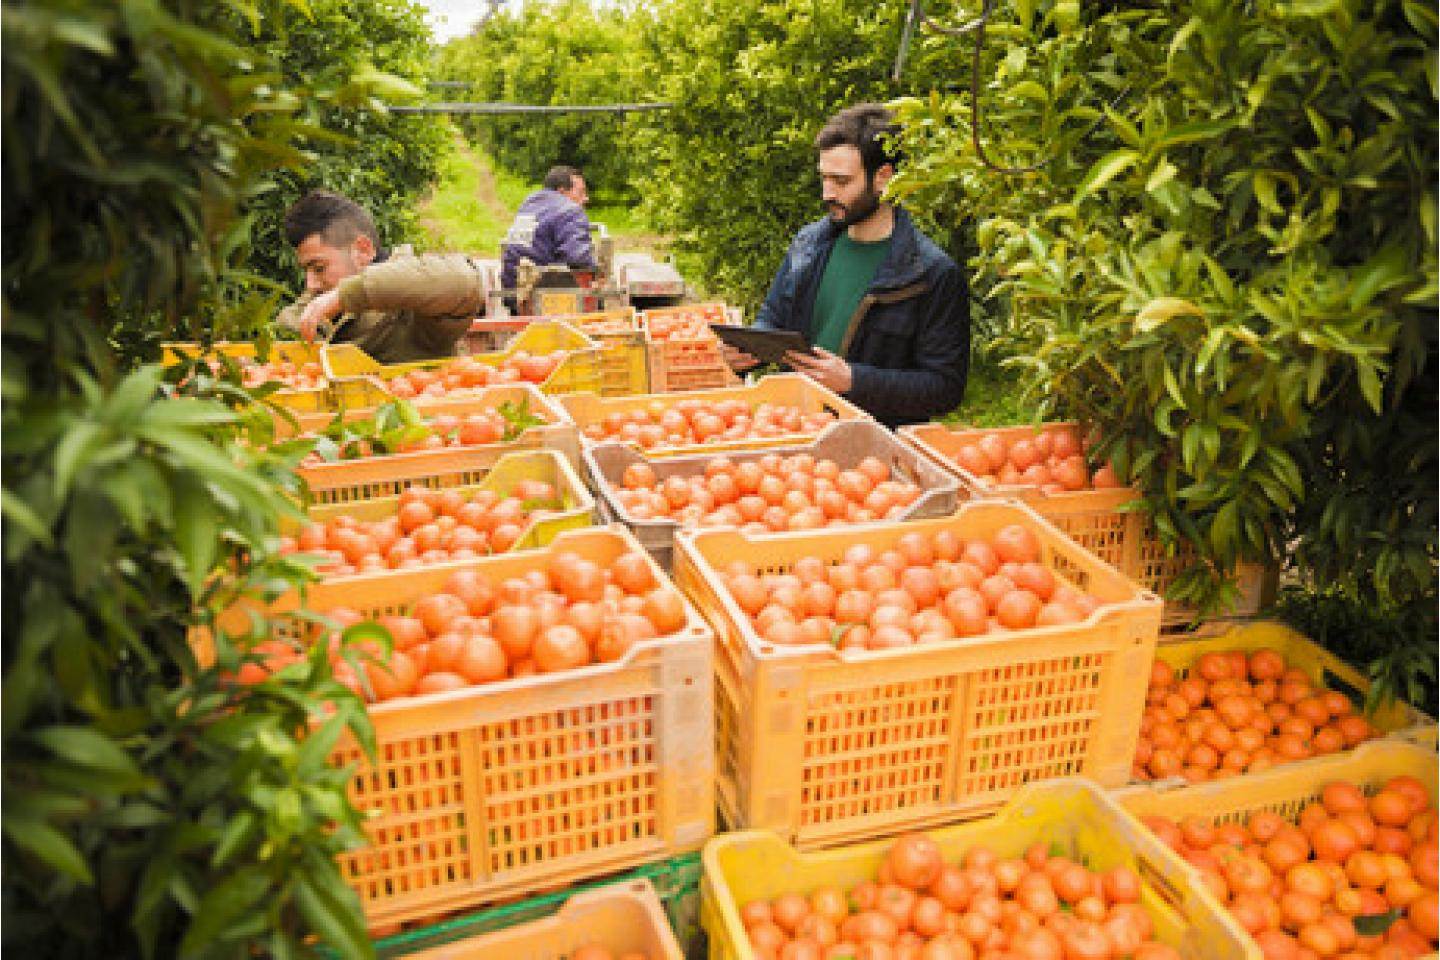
[872, 162, 896, 195]
[352, 233, 376, 267]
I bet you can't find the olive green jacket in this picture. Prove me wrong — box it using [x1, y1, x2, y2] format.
[276, 248, 487, 363]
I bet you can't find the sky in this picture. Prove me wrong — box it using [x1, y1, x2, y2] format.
[417, 0, 498, 43]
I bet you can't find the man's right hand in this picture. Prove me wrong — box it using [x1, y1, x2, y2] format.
[721, 343, 760, 372]
[297, 289, 342, 343]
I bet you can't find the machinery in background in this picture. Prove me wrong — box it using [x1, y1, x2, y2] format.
[483, 223, 689, 319]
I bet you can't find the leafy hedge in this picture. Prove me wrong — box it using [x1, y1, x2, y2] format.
[888, 1, 1437, 668]
[1, 1, 429, 955]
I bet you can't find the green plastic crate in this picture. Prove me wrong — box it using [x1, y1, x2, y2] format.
[374, 852, 704, 959]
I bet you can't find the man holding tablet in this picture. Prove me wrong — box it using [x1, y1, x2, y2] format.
[721, 103, 970, 427]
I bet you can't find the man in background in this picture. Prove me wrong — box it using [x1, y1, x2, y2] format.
[499, 165, 596, 290]
[726, 104, 969, 427]
[276, 190, 486, 362]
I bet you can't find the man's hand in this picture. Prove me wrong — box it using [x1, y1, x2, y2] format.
[297, 289, 342, 343]
[784, 346, 852, 394]
[721, 343, 760, 373]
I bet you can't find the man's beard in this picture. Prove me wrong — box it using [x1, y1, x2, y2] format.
[825, 182, 882, 227]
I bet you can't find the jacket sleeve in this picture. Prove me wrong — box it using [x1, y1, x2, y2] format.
[845, 261, 970, 424]
[552, 208, 595, 268]
[753, 240, 798, 332]
[336, 254, 487, 319]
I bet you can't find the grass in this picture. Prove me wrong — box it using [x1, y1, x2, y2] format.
[938, 358, 1043, 427]
[418, 131, 666, 259]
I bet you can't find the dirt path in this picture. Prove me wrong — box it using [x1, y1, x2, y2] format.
[464, 137, 513, 224]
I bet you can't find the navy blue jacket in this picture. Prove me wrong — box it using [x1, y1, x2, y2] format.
[755, 207, 969, 426]
[499, 189, 595, 289]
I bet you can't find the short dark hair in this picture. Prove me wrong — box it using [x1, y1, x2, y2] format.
[282, 190, 379, 249]
[543, 165, 583, 191]
[815, 103, 902, 179]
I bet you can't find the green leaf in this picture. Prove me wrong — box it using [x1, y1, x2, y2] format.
[1162, 364, 1186, 409]
[172, 478, 220, 595]
[1145, 157, 1177, 193]
[139, 397, 238, 429]
[1, 488, 52, 545]
[1152, 120, 1233, 152]
[1353, 908, 1403, 936]
[293, 863, 375, 959]
[1168, 16, 1200, 61]
[1356, 360, 1384, 414]
[212, 811, 259, 869]
[33, 725, 141, 778]
[1074, 150, 1139, 201]
[1135, 298, 1205, 332]
[177, 868, 272, 957]
[2, 818, 93, 884]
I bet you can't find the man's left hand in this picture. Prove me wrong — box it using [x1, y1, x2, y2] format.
[784, 346, 852, 394]
[297, 289, 342, 343]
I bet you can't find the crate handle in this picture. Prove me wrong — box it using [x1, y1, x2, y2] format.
[1136, 851, 1185, 912]
[1321, 668, 1364, 709]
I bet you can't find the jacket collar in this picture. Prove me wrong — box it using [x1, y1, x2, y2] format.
[817, 206, 929, 291]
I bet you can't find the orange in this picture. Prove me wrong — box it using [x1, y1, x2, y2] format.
[1312, 820, 1361, 864]
[1323, 783, 1368, 817]
[1371, 791, 1414, 828]
[1286, 862, 1335, 901]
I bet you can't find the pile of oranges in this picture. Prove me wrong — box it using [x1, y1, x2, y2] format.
[234, 357, 326, 390]
[718, 524, 1106, 651]
[644, 306, 724, 341]
[1134, 651, 1379, 782]
[298, 405, 550, 465]
[950, 425, 1120, 494]
[1140, 775, 1438, 957]
[235, 548, 691, 701]
[580, 399, 838, 450]
[386, 351, 566, 399]
[608, 452, 923, 532]
[280, 481, 560, 575]
[740, 832, 1182, 960]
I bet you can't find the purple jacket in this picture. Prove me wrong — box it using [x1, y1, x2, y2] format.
[499, 189, 595, 289]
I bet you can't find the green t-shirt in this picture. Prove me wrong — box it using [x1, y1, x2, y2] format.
[811, 233, 892, 353]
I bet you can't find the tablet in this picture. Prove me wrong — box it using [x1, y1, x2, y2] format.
[709, 324, 815, 366]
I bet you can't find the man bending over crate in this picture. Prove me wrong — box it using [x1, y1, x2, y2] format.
[723, 104, 970, 427]
[276, 191, 488, 362]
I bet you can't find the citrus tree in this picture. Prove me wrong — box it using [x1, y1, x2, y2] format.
[1, 2, 407, 954]
[241, 0, 447, 296]
[889, 0, 1437, 699]
[436, 0, 644, 200]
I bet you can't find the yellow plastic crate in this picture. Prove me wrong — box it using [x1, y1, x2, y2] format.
[292, 387, 581, 503]
[1120, 738, 1436, 830]
[161, 340, 380, 413]
[672, 500, 1163, 849]
[399, 878, 683, 960]
[701, 779, 1259, 960]
[585, 419, 962, 571]
[560, 373, 870, 459]
[1118, 740, 1438, 959]
[1157, 620, 1436, 746]
[900, 421, 1272, 628]
[322, 321, 604, 397]
[293, 450, 595, 559]
[208, 527, 715, 929]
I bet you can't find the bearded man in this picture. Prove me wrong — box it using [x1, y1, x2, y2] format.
[724, 103, 970, 426]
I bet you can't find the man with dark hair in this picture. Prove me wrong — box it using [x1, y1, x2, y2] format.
[727, 103, 969, 426]
[276, 190, 487, 362]
[499, 165, 595, 290]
